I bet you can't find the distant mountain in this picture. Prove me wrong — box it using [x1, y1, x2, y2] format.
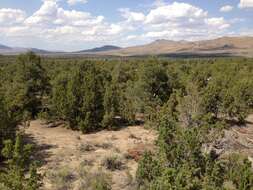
[77, 45, 121, 53]
[0, 44, 11, 50]
[0, 44, 52, 55]
[97, 36, 253, 57]
[1, 36, 253, 57]
[28, 48, 51, 54]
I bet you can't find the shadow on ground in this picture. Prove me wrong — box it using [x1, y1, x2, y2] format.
[24, 133, 58, 167]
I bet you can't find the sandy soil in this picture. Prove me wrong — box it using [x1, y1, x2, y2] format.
[25, 120, 157, 190]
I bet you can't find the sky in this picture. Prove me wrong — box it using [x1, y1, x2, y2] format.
[0, 0, 252, 51]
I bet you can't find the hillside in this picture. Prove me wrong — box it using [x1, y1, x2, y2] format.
[98, 36, 253, 57]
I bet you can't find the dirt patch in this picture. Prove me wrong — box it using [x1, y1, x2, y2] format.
[214, 114, 253, 166]
[25, 120, 157, 190]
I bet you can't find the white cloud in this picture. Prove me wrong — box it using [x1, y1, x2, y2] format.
[0, 8, 26, 26]
[126, 35, 138, 40]
[67, 0, 88, 6]
[239, 0, 253, 8]
[25, 0, 104, 27]
[25, 1, 58, 25]
[145, 2, 207, 25]
[0, 0, 126, 50]
[152, 0, 166, 7]
[119, 8, 145, 23]
[205, 17, 230, 29]
[145, 30, 179, 38]
[220, 5, 233, 12]
[133, 2, 230, 41]
[106, 24, 124, 35]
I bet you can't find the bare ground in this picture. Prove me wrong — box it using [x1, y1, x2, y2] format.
[220, 114, 253, 165]
[24, 120, 157, 190]
[24, 114, 253, 189]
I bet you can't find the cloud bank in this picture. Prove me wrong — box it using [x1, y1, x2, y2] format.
[0, 0, 250, 50]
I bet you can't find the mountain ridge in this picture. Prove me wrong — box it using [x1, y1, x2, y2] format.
[1, 36, 253, 57]
[76, 45, 121, 53]
[97, 36, 253, 57]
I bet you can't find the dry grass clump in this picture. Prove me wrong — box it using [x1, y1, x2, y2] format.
[129, 133, 141, 140]
[80, 159, 94, 167]
[47, 167, 75, 190]
[95, 142, 113, 149]
[77, 165, 112, 190]
[102, 155, 124, 171]
[79, 143, 95, 152]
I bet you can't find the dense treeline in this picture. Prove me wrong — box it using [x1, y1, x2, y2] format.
[0, 53, 43, 189]
[0, 53, 253, 189]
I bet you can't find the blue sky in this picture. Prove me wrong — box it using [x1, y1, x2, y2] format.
[0, 0, 252, 51]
